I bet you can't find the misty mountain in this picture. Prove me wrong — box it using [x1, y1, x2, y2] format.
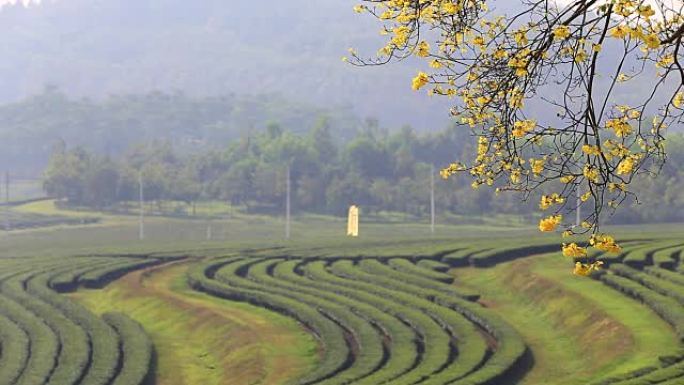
[0, 0, 453, 130]
[0, 88, 366, 174]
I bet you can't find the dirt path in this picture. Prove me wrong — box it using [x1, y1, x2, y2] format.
[70, 260, 318, 385]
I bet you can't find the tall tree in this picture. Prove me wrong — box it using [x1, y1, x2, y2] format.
[350, 0, 684, 270]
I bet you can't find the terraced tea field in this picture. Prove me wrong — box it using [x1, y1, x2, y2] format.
[0, 236, 683, 385]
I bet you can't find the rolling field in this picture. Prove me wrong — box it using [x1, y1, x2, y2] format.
[0, 207, 683, 385]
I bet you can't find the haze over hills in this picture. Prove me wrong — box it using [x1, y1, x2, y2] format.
[0, 0, 676, 176]
[0, 0, 452, 130]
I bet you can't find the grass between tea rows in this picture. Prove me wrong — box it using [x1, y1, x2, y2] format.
[70, 261, 318, 385]
[452, 253, 680, 385]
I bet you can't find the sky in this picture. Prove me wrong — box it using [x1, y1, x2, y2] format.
[0, 0, 39, 5]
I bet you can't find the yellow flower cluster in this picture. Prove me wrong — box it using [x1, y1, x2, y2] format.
[540, 193, 564, 210]
[530, 158, 545, 175]
[583, 165, 599, 183]
[539, 215, 562, 232]
[617, 155, 638, 175]
[590, 234, 622, 253]
[562, 243, 587, 258]
[573, 261, 603, 276]
[552, 25, 571, 41]
[351, 0, 665, 277]
[416, 41, 430, 57]
[511, 119, 535, 138]
[606, 118, 633, 138]
[507, 49, 531, 77]
[412, 72, 429, 91]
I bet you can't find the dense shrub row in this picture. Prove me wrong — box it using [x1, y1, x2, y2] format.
[273, 259, 420, 385]
[0, 255, 162, 385]
[387, 258, 454, 283]
[644, 267, 684, 287]
[248, 258, 387, 384]
[102, 312, 154, 385]
[610, 264, 684, 305]
[185, 252, 533, 385]
[651, 245, 683, 269]
[352, 259, 527, 385]
[599, 274, 684, 341]
[189, 257, 352, 385]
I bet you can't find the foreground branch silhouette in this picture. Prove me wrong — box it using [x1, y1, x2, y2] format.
[349, 0, 684, 273]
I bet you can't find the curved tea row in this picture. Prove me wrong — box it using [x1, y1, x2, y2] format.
[0, 237, 682, 385]
[188, 254, 528, 385]
[588, 241, 684, 385]
[0, 255, 167, 385]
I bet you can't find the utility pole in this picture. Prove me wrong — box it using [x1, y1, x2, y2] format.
[430, 164, 435, 235]
[285, 165, 291, 240]
[138, 171, 145, 240]
[576, 186, 581, 227]
[4, 171, 10, 232]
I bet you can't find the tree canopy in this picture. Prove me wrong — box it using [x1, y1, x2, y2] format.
[350, 0, 684, 273]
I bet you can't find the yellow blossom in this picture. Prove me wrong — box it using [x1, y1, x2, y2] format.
[441, 1, 463, 15]
[581, 191, 592, 202]
[674, 92, 684, 108]
[530, 158, 545, 175]
[610, 25, 629, 39]
[510, 169, 521, 184]
[563, 243, 587, 258]
[608, 182, 626, 193]
[493, 49, 507, 60]
[539, 215, 562, 232]
[582, 144, 601, 156]
[430, 59, 443, 69]
[512, 119, 536, 138]
[553, 25, 571, 41]
[574, 48, 588, 63]
[416, 41, 430, 57]
[643, 33, 661, 49]
[617, 157, 635, 175]
[540, 193, 564, 210]
[606, 118, 633, 137]
[514, 29, 528, 45]
[638, 5, 656, 18]
[590, 234, 622, 254]
[573, 261, 603, 276]
[412, 72, 429, 91]
[472, 36, 486, 49]
[583, 165, 599, 182]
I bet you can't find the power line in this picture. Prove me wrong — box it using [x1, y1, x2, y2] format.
[138, 171, 144, 240]
[576, 186, 581, 228]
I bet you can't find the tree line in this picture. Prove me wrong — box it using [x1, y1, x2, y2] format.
[43, 120, 684, 224]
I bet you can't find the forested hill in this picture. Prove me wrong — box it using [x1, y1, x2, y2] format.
[0, 0, 450, 129]
[0, 90, 363, 173]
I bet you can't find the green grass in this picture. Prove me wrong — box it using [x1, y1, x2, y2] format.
[71, 262, 319, 385]
[1, 202, 683, 384]
[453, 253, 681, 384]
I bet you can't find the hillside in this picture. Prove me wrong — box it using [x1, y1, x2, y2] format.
[0, 0, 451, 129]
